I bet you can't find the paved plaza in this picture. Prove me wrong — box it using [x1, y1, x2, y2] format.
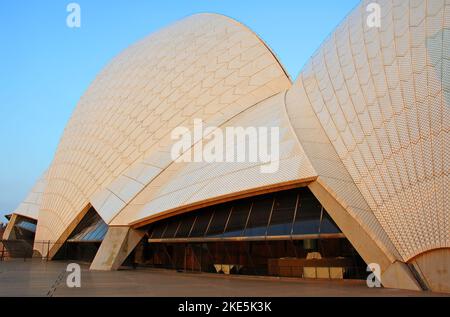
[0, 259, 447, 297]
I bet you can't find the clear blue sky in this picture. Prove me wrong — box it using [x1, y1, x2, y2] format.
[0, 0, 360, 221]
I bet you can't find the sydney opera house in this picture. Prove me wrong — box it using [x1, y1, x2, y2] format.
[3, 0, 449, 293]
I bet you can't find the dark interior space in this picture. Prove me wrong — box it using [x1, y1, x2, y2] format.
[133, 187, 367, 280]
[53, 206, 107, 262]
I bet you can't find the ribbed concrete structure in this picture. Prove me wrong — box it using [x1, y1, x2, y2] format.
[5, 0, 449, 293]
[286, 0, 449, 293]
[294, 0, 449, 263]
[33, 14, 292, 256]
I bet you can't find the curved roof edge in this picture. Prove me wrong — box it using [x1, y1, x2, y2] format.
[185, 13, 292, 83]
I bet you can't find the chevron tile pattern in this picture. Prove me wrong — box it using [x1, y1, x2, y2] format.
[34, 14, 291, 247]
[110, 91, 317, 226]
[9, 1, 448, 280]
[290, 0, 449, 261]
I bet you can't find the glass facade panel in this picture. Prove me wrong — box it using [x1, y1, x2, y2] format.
[15, 219, 37, 233]
[77, 227, 91, 241]
[205, 205, 232, 237]
[150, 223, 167, 239]
[190, 208, 214, 238]
[90, 223, 107, 241]
[68, 207, 108, 242]
[292, 190, 322, 235]
[244, 197, 273, 237]
[175, 215, 196, 238]
[146, 188, 342, 242]
[267, 192, 298, 236]
[162, 220, 180, 239]
[223, 201, 251, 237]
[320, 211, 341, 234]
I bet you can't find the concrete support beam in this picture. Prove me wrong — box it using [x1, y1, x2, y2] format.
[2, 214, 19, 240]
[42, 204, 91, 260]
[408, 248, 450, 293]
[308, 180, 421, 291]
[90, 226, 144, 271]
[382, 261, 422, 291]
